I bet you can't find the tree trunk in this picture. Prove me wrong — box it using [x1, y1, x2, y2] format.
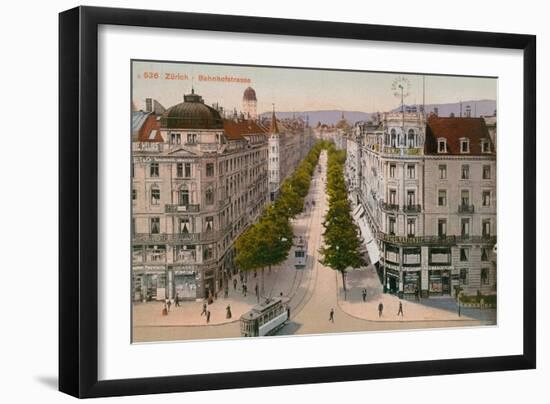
[261, 267, 265, 296]
[341, 270, 347, 300]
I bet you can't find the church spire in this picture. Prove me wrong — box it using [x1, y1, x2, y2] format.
[270, 103, 279, 133]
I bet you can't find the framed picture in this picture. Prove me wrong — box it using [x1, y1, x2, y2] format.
[59, 6, 536, 398]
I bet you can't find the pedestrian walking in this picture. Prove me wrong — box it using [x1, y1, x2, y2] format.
[162, 303, 168, 316]
[226, 305, 232, 319]
[166, 299, 172, 312]
[397, 301, 404, 317]
[329, 308, 335, 322]
[362, 289, 367, 302]
[286, 304, 291, 319]
[378, 302, 384, 318]
[206, 310, 211, 323]
[201, 302, 207, 316]
[243, 284, 247, 297]
[233, 278, 237, 291]
[175, 294, 180, 307]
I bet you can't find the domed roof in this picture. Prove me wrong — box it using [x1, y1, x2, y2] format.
[160, 90, 223, 129]
[243, 87, 257, 101]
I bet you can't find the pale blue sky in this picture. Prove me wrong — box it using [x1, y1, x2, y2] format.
[132, 60, 496, 114]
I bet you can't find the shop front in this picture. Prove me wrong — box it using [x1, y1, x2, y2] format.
[385, 268, 400, 294]
[403, 271, 421, 297]
[132, 266, 167, 302]
[172, 267, 197, 301]
[428, 269, 451, 296]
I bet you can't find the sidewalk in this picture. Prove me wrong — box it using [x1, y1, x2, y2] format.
[337, 265, 496, 323]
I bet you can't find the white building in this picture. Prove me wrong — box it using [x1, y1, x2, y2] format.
[346, 111, 497, 298]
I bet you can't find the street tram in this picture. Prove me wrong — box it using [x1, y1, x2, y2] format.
[240, 298, 289, 337]
[294, 236, 307, 269]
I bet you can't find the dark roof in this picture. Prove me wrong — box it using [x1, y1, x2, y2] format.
[223, 119, 268, 140]
[160, 90, 224, 129]
[425, 116, 495, 155]
[243, 87, 257, 101]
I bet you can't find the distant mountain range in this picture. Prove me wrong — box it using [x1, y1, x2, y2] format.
[259, 100, 496, 125]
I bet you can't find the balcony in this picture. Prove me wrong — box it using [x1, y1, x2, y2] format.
[379, 201, 399, 212]
[403, 204, 422, 213]
[377, 232, 496, 246]
[165, 204, 200, 213]
[378, 233, 456, 246]
[458, 204, 475, 214]
[133, 229, 229, 244]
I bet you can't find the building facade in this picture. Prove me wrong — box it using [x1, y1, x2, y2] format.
[346, 111, 497, 298]
[131, 90, 270, 302]
[267, 110, 312, 200]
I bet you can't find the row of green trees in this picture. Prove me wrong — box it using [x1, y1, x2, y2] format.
[319, 144, 365, 299]
[235, 141, 331, 294]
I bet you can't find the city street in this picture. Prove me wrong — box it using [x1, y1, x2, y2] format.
[133, 151, 495, 342]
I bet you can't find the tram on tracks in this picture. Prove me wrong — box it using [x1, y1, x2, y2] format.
[240, 298, 289, 337]
[294, 236, 307, 269]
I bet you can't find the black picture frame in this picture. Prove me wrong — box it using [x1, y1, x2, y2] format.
[59, 5, 536, 398]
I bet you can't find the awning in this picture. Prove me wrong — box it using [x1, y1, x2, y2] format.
[352, 206, 380, 265]
[352, 203, 364, 220]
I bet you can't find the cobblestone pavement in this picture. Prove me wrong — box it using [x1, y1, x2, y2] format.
[133, 151, 494, 342]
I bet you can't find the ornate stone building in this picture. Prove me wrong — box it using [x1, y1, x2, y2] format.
[346, 112, 497, 298]
[131, 90, 269, 302]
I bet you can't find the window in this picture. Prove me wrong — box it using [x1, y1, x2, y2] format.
[132, 189, 137, 201]
[171, 133, 181, 145]
[439, 164, 447, 179]
[483, 165, 491, 179]
[185, 163, 191, 178]
[389, 189, 396, 205]
[460, 268, 469, 285]
[482, 190, 491, 206]
[481, 139, 491, 153]
[389, 164, 396, 178]
[150, 217, 160, 234]
[205, 186, 214, 205]
[150, 162, 159, 177]
[388, 217, 396, 235]
[460, 248, 469, 261]
[461, 165, 470, 179]
[481, 248, 489, 261]
[407, 218, 416, 237]
[482, 219, 491, 237]
[461, 218, 470, 237]
[407, 164, 415, 179]
[438, 219, 447, 237]
[203, 245, 213, 261]
[179, 188, 189, 206]
[460, 138, 470, 153]
[407, 190, 415, 206]
[438, 138, 447, 153]
[407, 129, 415, 148]
[179, 217, 190, 234]
[151, 187, 160, 205]
[438, 190, 447, 206]
[481, 268, 490, 285]
[206, 163, 214, 177]
[176, 163, 183, 178]
[461, 190, 470, 206]
[205, 216, 214, 232]
[390, 129, 397, 147]
[187, 133, 197, 144]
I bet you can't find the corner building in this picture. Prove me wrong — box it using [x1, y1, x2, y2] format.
[347, 112, 497, 298]
[131, 90, 269, 302]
